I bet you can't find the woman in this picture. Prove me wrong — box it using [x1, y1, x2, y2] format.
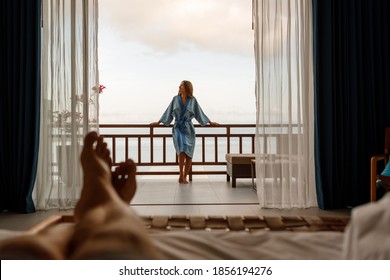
[151, 80, 218, 184]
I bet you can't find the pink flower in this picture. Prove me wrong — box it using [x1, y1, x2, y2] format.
[99, 84, 106, 93]
[92, 85, 107, 94]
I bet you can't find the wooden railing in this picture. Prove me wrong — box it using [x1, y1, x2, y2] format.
[99, 124, 256, 180]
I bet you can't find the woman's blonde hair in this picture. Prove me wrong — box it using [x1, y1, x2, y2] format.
[179, 80, 194, 98]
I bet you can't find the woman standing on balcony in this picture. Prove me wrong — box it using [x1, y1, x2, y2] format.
[151, 80, 218, 184]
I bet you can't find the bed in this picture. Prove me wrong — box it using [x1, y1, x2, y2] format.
[0, 193, 389, 260]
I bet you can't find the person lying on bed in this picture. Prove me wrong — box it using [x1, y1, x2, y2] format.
[1, 131, 389, 260]
[0, 131, 160, 260]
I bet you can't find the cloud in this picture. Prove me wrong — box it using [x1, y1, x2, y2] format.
[99, 0, 254, 55]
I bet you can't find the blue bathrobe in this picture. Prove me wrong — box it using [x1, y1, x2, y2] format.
[159, 95, 210, 158]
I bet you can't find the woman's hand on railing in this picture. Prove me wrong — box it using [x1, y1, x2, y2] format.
[150, 121, 161, 126]
[209, 121, 220, 126]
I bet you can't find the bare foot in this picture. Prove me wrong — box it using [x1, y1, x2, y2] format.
[178, 176, 188, 184]
[112, 160, 137, 204]
[74, 132, 118, 222]
[80, 131, 111, 180]
[81, 133, 135, 203]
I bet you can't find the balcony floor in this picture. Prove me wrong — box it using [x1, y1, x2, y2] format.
[133, 176, 258, 205]
[132, 176, 351, 217]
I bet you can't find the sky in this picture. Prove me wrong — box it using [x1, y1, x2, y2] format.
[98, 0, 256, 124]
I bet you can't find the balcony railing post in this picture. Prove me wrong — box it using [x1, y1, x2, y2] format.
[227, 126, 231, 154]
[214, 136, 218, 162]
[163, 136, 166, 163]
[125, 136, 129, 160]
[150, 126, 154, 163]
[112, 136, 116, 164]
[202, 136, 205, 162]
[138, 137, 141, 163]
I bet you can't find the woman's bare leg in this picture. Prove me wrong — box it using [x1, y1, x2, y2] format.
[178, 152, 186, 183]
[183, 154, 192, 184]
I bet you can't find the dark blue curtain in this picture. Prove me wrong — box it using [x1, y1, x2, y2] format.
[0, 0, 41, 213]
[313, 0, 390, 209]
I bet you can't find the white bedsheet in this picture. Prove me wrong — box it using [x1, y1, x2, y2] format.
[0, 193, 389, 259]
[152, 230, 344, 259]
[0, 228, 345, 260]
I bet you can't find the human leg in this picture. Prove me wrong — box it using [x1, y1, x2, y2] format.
[183, 154, 192, 184]
[0, 223, 74, 260]
[68, 132, 159, 259]
[0, 131, 113, 260]
[0, 132, 113, 260]
[73, 131, 121, 222]
[0, 132, 157, 260]
[178, 152, 186, 183]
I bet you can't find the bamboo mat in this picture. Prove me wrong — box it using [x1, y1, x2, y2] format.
[27, 215, 350, 234]
[141, 215, 350, 233]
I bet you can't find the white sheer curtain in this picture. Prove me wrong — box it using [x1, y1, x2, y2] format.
[34, 0, 99, 210]
[253, 0, 317, 208]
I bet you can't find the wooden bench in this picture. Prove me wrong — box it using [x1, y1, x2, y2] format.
[226, 153, 256, 188]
